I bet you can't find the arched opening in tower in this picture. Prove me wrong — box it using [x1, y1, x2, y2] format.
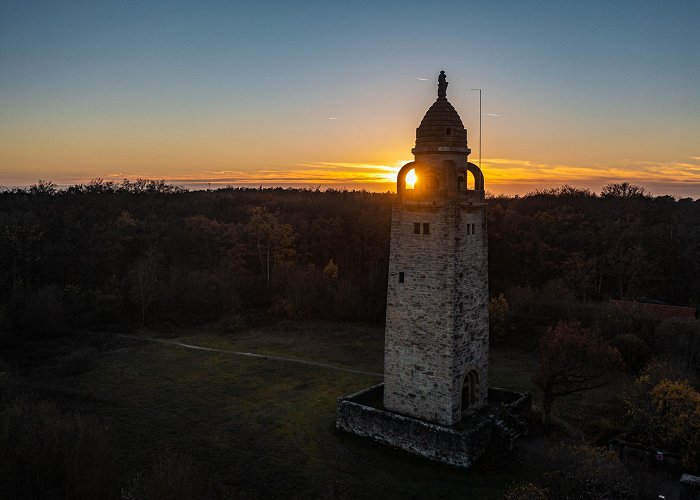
[460, 170, 477, 191]
[461, 369, 480, 415]
[405, 168, 416, 190]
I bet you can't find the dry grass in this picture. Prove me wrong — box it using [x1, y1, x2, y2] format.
[5, 322, 560, 498]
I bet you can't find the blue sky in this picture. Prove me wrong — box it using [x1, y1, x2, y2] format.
[2, 0, 699, 195]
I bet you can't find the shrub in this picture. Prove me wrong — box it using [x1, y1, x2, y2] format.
[649, 379, 700, 470]
[214, 314, 245, 335]
[654, 318, 700, 377]
[541, 443, 633, 499]
[609, 334, 651, 373]
[489, 293, 511, 342]
[624, 363, 700, 471]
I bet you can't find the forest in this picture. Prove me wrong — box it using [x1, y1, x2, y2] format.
[1, 180, 700, 499]
[1, 179, 698, 338]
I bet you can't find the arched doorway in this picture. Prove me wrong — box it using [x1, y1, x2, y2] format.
[461, 369, 480, 414]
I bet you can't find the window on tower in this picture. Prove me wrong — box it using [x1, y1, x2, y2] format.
[412, 222, 432, 235]
[399, 272, 405, 283]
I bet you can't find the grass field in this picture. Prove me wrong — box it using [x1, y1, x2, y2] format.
[4, 321, 552, 498]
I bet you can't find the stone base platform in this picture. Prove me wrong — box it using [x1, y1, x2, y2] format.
[336, 383, 531, 468]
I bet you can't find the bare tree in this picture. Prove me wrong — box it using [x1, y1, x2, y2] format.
[533, 321, 623, 424]
[132, 249, 161, 325]
[245, 207, 295, 288]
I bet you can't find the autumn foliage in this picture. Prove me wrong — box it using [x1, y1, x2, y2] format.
[625, 363, 700, 470]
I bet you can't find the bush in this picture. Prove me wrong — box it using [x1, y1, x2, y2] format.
[624, 363, 700, 471]
[214, 314, 245, 335]
[609, 334, 651, 373]
[489, 293, 511, 342]
[587, 416, 620, 444]
[654, 318, 700, 377]
[540, 443, 633, 499]
[648, 380, 700, 470]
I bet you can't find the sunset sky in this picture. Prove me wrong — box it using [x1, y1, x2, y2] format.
[1, 0, 699, 196]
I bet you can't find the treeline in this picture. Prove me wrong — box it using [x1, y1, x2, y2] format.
[0, 180, 698, 340]
[488, 183, 700, 307]
[0, 180, 391, 339]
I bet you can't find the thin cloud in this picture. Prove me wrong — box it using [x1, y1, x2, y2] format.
[417, 77, 429, 81]
[146, 160, 414, 189]
[48, 157, 700, 197]
[482, 158, 700, 186]
[328, 117, 339, 120]
[486, 113, 500, 117]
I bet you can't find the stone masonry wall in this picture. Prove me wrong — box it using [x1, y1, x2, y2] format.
[337, 384, 493, 468]
[384, 193, 489, 426]
[451, 203, 489, 420]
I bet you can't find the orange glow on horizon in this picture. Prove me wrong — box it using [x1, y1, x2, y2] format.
[2, 156, 700, 198]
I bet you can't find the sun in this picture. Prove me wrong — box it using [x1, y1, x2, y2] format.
[405, 169, 417, 189]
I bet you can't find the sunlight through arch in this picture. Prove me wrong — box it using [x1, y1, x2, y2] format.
[405, 168, 417, 189]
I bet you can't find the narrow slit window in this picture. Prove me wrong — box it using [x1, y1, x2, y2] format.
[471, 223, 476, 234]
[445, 127, 451, 136]
[413, 223, 420, 234]
[423, 223, 430, 234]
[467, 224, 471, 235]
[399, 272, 405, 283]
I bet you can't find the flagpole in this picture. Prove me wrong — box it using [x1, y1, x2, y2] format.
[470, 88, 482, 169]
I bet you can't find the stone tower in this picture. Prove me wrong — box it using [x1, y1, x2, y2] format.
[383, 70, 489, 427]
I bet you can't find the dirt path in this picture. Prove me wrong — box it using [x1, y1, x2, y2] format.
[118, 334, 384, 378]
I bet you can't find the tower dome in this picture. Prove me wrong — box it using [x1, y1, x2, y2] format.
[412, 71, 470, 154]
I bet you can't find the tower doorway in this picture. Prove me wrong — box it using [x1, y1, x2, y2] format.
[461, 369, 480, 414]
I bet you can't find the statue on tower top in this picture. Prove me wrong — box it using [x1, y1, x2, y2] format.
[438, 70, 448, 98]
